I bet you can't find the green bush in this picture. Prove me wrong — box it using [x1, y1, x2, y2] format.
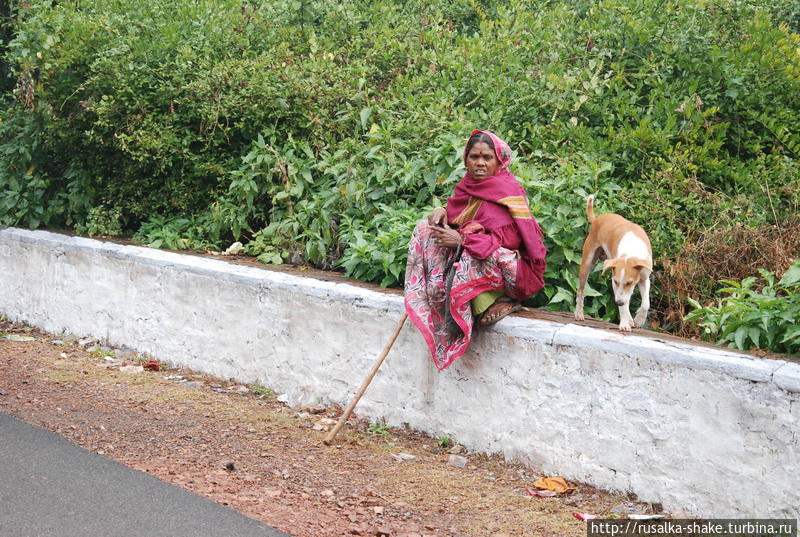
[685, 260, 800, 355]
[75, 206, 123, 237]
[1, 0, 799, 336]
[338, 203, 426, 288]
[0, 1, 18, 93]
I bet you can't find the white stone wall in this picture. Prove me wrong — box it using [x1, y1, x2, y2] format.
[1, 227, 798, 518]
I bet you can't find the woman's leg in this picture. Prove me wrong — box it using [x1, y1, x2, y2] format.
[468, 247, 523, 327]
[404, 220, 467, 368]
[471, 289, 505, 315]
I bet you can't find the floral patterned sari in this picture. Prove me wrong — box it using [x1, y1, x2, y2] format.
[404, 220, 521, 370]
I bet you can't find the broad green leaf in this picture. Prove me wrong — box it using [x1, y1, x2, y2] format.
[780, 326, 800, 344]
[748, 327, 761, 349]
[734, 326, 749, 350]
[549, 287, 573, 304]
[563, 249, 581, 264]
[779, 261, 800, 287]
[584, 283, 603, 297]
[359, 108, 371, 131]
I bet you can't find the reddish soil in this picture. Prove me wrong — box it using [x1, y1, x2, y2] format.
[0, 318, 665, 537]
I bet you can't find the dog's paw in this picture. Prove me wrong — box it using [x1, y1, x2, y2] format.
[574, 312, 585, 321]
[618, 320, 633, 332]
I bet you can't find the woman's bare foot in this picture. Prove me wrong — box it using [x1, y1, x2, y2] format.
[477, 300, 520, 327]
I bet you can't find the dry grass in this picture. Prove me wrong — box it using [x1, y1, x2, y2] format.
[653, 219, 800, 337]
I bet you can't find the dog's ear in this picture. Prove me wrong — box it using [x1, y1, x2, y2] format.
[602, 259, 617, 275]
[631, 258, 652, 279]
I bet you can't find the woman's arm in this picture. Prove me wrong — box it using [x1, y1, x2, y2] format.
[427, 208, 463, 248]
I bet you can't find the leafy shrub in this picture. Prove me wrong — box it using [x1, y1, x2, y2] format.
[224, 128, 464, 274]
[1, 0, 799, 340]
[132, 215, 217, 250]
[0, 107, 68, 228]
[685, 260, 800, 355]
[75, 206, 123, 237]
[0, 1, 18, 93]
[655, 217, 800, 335]
[338, 204, 425, 288]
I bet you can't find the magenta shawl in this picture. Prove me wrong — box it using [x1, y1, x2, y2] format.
[446, 130, 546, 261]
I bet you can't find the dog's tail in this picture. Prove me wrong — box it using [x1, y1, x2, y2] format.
[586, 195, 596, 223]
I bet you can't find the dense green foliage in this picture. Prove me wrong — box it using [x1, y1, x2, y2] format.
[1, 0, 799, 350]
[0, 1, 16, 93]
[685, 260, 800, 355]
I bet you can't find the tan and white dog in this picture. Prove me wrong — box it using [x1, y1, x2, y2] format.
[575, 195, 653, 331]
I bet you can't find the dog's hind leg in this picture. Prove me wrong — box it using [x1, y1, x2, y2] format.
[575, 246, 601, 321]
[575, 276, 587, 321]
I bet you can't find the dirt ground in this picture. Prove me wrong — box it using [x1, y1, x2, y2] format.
[0, 317, 664, 537]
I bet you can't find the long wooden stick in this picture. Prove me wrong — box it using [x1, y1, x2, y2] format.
[323, 313, 408, 445]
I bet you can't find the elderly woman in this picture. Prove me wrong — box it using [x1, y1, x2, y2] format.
[404, 130, 547, 370]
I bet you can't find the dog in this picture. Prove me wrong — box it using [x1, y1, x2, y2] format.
[574, 195, 652, 331]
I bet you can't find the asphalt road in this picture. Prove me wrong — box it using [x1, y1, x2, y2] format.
[0, 412, 291, 537]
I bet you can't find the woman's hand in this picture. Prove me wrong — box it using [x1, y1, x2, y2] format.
[427, 208, 447, 227]
[430, 225, 462, 249]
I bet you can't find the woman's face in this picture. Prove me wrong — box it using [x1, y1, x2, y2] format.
[466, 141, 499, 180]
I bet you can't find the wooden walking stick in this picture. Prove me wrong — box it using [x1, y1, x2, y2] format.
[323, 312, 408, 445]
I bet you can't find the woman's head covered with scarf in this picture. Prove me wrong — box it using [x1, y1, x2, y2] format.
[463, 129, 513, 172]
[452, 129, 547, 261]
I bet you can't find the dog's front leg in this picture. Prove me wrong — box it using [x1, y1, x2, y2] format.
[633, 276, 651, 328]
[575, 266, 589, 321]
[618, 303, 635, 331]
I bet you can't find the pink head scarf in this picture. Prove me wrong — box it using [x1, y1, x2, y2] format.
[463, 129, 513, 171]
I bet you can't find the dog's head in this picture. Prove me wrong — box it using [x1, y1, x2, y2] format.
[602, 257, 652, 306]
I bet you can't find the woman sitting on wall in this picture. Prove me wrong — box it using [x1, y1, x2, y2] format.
[404, 130, 547, 370]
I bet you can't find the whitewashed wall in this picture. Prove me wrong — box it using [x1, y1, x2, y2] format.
[1, 227, 798, 518]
